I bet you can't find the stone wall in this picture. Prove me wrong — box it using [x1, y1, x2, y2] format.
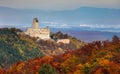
[25, 27, 50, 39]
[57, 39, 70, 44]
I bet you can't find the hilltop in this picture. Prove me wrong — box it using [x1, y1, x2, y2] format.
[0, 28, 84, 68]
[38, 31, 85, 55]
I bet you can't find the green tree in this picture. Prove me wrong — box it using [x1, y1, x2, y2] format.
[112, 35, 119, 44]
[38, 64, 58, 74]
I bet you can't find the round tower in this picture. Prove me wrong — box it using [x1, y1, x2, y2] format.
[32, 18, 39, 29]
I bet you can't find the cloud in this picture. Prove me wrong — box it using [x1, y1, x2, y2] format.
[42, 21, 58, 27]
[59, 23, 71, 28]
[42, 21, 120, 29]
[79, 24, 120, 29]
[42, 22, 58, 25]
[41, 21, 71, 28]
[0, 24, 16, 28]
[0, 0, 119, 10]
[79, 24, 120, 32]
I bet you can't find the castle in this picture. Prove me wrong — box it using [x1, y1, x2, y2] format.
[24, 18, 50, 40]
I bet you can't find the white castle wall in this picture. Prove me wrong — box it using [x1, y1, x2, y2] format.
[57, 39, 70, 44]
[25, 28, 50, 39]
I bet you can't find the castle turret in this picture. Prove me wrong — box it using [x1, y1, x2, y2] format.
[32, 18, 39, 29]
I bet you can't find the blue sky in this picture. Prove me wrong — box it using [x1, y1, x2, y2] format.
[0, 0, 120, 32]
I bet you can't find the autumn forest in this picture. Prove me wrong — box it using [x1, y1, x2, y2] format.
[0, 28, 120, 74]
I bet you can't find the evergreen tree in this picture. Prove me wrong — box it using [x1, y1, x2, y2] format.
[39, 64, 58, 74]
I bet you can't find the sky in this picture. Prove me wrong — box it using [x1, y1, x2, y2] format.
[0, 0, 120, 32]
[0, 0, 120, 10]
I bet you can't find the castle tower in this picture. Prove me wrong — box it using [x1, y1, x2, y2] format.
[25, 18, 50, 40]
[32, 18, 39, 29]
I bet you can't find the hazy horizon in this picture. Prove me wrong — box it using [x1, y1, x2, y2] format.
[0, 0, 120, 42]
[0, 0, 120, 32]
[0, 6, 120, 32]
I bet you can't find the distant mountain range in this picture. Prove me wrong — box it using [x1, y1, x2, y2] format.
[0, 6, 120, 32]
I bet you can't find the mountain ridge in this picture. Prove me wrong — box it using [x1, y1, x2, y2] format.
[0, 6, 120, 28]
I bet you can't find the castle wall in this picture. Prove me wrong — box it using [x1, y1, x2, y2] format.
[25, 28, 50, 39]
[57, 39, 70, 44]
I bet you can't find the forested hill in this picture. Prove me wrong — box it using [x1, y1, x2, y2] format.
[0, 28, 84, 68]
[0, 28, 44, 68]
[38, 31, 85, 55]
[0, 35, 120, 74]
